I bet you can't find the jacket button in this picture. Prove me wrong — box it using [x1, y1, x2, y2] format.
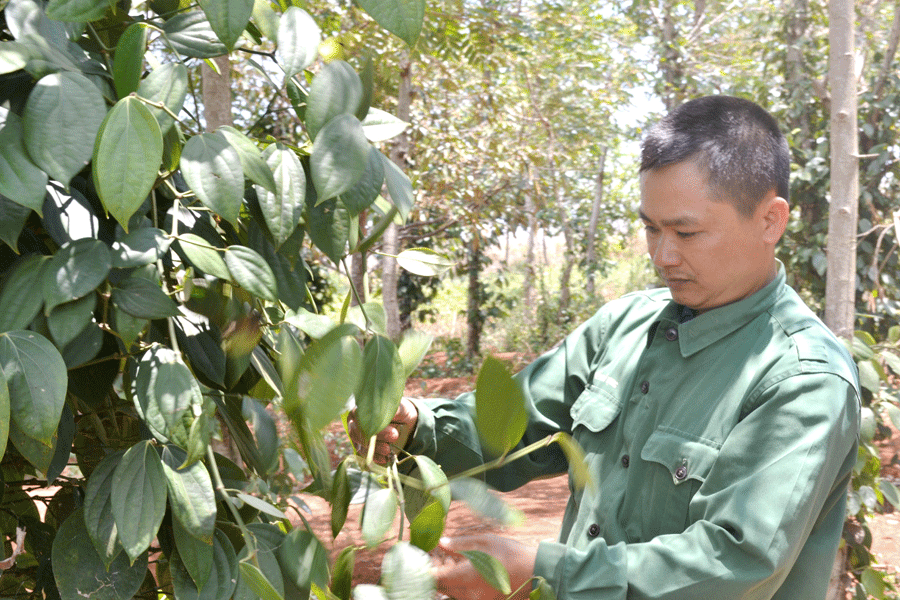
[640, 381, 650, 394]
[665, 327, 678, 341]
[587, 523, 600, 538]
[621, 455, 630, 468]
[674, 465, 688, 480]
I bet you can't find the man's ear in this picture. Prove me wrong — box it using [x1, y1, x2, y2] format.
[761, 195, 790, 244]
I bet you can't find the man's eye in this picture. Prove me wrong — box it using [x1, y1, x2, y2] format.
[677, 231, 697, 239]
[644, 225, 659, 235]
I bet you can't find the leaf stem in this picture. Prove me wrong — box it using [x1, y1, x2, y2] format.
[205, 446, 260, 567]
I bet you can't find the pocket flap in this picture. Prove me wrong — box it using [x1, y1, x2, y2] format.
[641, 429, 720, 485]
[569, 384, 622, 432]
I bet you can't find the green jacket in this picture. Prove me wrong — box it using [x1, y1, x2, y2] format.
[406, 267, 860, 599]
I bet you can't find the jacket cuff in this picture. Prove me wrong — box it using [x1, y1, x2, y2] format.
[534, 540, 568, 595]
[403, 397, 436, 457]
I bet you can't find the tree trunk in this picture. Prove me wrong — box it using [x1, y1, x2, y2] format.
[824, 0, 859, 340]
[201, 56, 233, 130]
[824, 3, 858, 595]
[466, 236, 483, 359]
[585, 148, 607, 298]
[383, 56, 412, 340]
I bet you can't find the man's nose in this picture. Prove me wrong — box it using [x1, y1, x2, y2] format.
[651, 235, 680, 268]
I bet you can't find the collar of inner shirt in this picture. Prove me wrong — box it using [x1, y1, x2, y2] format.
[646, 304, 696, 347]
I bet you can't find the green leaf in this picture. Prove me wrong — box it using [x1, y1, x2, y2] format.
[162, 11, 229, 58]
[0, 194, 33, 251]
[24, 72, 106, 186]
[886, 403, 900, 431]
[860, 407, 876, 443]
[133, 345, 205, 446]
[235, 492, 288, 519]
[307, 197, 351, 265]
[361, 487, 397, 547]
[554, 433, 593, 491]
[113, 23, 148, 99]
[331, 458, 351, 538]
[460, 550, 511, 595]
[238, 561, 285, 600]
[345, 302, 388, 337]
[353, 585, 389, 600]
[396, 248, 453, 276]
[0, 330, 67, 444]
[448, 478, 524, 526]
[412, 455, 450, 512]
[111, 440, 168, 563]
[178, 233, 230, 280]
[409, 501, 445, 552]
[171, 519, 214, 596]
[357, 0, 424, 47]
[311, 113, 369, 203]
[171, 528, 238, 600]
[198, 0, 254, 49]
[47, 292, 95, 348]
[110, 227, 173, 268]
[224, 245, 278, 302]
[380, 542, 435, 600]
[0, 367, 8, 463]
[475, 355, 528, 455]
[282, 307, 335, 339]
[257, 143, 306, 248]
[531, 577, 557, 600]
[0, 111, 47, 214]
[398, 329, 433, 379]
[248, 223, 307, 312]
[0, 254, 47, 331]
[137, 62, 188, 135]
[880, 480, 900, 509]
[354, 335, 404, 439]
[880, 350, 900, 378]
[112, 275, 180, 319]
[379, 151, 413, 220]
[277, 6, 320, 77]
[61, 321, 103, 368]
[0, 41, 35, 74]
[251, 0, 278, 40]
[305, 60, 363, 141]
[293, 326, 362, 429]
[46, 0, 107, 21]
[218, 126, 277, 194]
[8, 417, 56, 472]
[858, 360, 881, 394]
[83, 450, 125, 569]
[331, 546, 356, 600]
[341, 146, 384, 216]
[52, 508, 148, 600]
[93, 96, 164, 231]
[112, 305, 148, 350]
[361, 107, 408, 142]
[240, 396, 278, 473]
[276, 528, 329, 592]
[182, 132, 244, 224]
[42, 238, 110, 314]
[160, 445, 216, 543]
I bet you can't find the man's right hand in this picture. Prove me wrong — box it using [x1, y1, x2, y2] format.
[347, 398, 418, 464]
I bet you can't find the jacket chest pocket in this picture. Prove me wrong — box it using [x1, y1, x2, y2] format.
[631, 428, 720, 540]
[570, 384, 622, 433]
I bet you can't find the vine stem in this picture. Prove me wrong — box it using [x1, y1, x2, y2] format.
[206, 446, 260, 568]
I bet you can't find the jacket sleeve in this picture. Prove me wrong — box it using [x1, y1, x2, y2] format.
[404, 308, 609, 491]
[533, 372, 859, 600]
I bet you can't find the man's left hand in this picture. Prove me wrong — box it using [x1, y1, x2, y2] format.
[432, 534, 538, 600]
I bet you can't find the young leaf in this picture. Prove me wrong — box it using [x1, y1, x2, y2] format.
[277, 7, 321, 77]
[198, 0, 254, 50]
[0, 112, 48, 213]
[356, 0, 424, 47]
[311, 113, 369, 203]
[354, 335, 404, 440]
[224, 245, 278, 302]
[112, 23, 148, 99]
[553, 433, 594, 492]
[256, 143, 306, 248]
[0, 254, 47, 332]
[111, 440, 168, 563]
[0, 330, 67, 445]
[380, 542, 435, 600]
[93, 96, 164, 231]
[42, 238, 110, 314]
[396, 248, 454, 276]
[409, 501, 445, 552]
[276, 528, 330, 592]
[83, 450, 126, 569]
[162, 11, 229, 58]
[460, 550, 511, 595]
[137, 62, 188, 135]
[412, 454, 450, 512]
[361, 107, 408, 142]
[181, 132, 244, 225]
[475, 355, 528, 456]
[160, 445, 216, 543]
[24, 72, 106, 186]
[361, 487, 398, 547]
[305, 61, 363, 141]
[52, 508, 148, 600]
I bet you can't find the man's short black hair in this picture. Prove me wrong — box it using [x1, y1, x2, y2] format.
[640, 95, 790, 217]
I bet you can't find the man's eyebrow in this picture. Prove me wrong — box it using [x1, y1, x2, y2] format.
[639, 210, 700, 228]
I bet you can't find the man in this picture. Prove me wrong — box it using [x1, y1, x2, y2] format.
[351, 95, 860, 599]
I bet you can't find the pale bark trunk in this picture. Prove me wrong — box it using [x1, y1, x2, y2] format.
[585, 148, 607, 298]
[201, 56, 233, 131]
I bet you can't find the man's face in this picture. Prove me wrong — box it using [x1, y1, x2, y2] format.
[639, 160, 776, 313]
